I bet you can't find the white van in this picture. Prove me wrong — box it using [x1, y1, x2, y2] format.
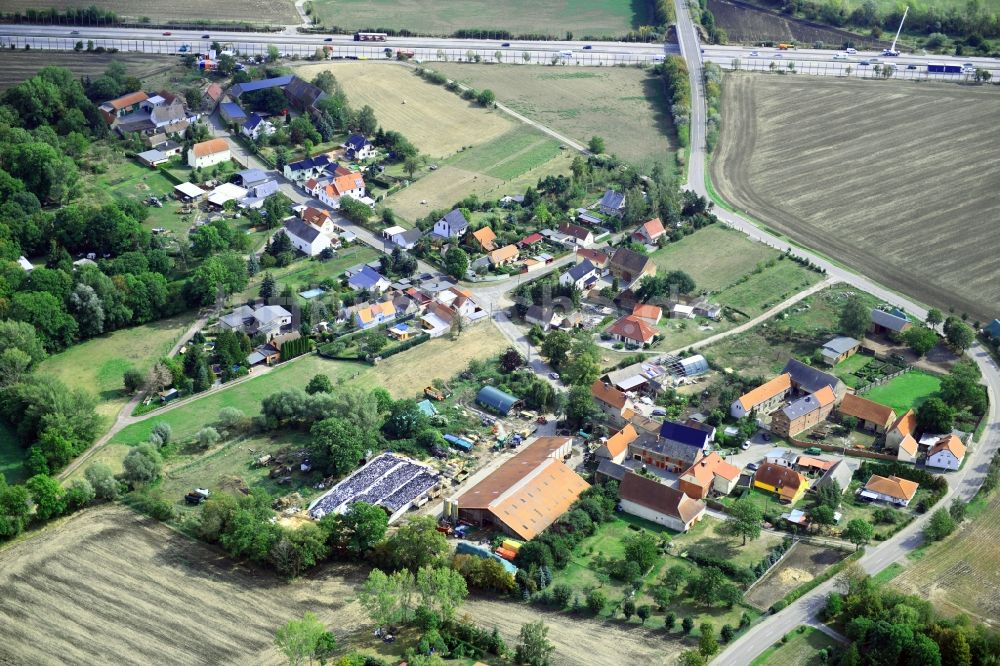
[559, 50, 573, 58]
[845, 47, 858, 54]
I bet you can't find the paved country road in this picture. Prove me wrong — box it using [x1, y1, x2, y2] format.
[667, 0, 1000, 661]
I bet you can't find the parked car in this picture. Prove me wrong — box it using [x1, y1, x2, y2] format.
[859, 60, 871, 66]
[651, 408, 667, 417]
[548, 372, 560, 380]
[741, 441, 751, 450]
[803, 446, 823, 455]
[761, 432, 771, 442]
[907, 64, 917, 69]
[774, 53, 783, 58]
[746, 462, 759, 472]
[70, 30, 80, 35]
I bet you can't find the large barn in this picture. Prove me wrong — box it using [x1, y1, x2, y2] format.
[445, 436, 588, 540]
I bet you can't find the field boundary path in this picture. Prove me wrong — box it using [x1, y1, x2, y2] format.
[667, 1, 1000, 662]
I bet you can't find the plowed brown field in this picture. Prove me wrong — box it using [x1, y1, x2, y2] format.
[712, 76, 1000, 321]
[0, 51, 175, 91]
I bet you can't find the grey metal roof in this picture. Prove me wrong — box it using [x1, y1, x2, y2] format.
[822, 336, 860, 355]
[254, 304, 291, 324]
[599, 189, 625, 209]
[236, 168, 269, 186]
[817, 460, 853, 492]
[229, 75, 294, 97]
[632, 436, 702, 467]
[476, 386, 520, 414]
[870, 308, 910, 332]
[782, 358, 839, 394]
[284, 217, 321, 243]
[565, 259, 596, 282]
[782, 392, 825, 420]
[596, 459, 628, 482]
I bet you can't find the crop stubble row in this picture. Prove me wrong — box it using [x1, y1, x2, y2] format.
[711, 76, 1000, 321]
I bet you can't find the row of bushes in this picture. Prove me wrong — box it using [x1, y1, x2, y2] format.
[703, 62, 722, 153]
[373, 333, 430, 361]
[656, 56, 691, 148]
[414, 68, 496, 107]
[280, 336, 312, 361]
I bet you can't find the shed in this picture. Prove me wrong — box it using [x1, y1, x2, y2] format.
[476, 386, 521, 415]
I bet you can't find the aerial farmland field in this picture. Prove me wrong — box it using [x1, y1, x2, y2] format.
[293, 62, 514, 157]
[894, 488, 1000, 626]
[0, 0, 297, 24]
[0, 51, 176, 91]
[711, 76, 1000, 322]
[309, 0, 647, 38]
[432, 64, 676, 172]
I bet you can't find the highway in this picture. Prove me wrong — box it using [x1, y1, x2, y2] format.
[666, 1, 1000, 663]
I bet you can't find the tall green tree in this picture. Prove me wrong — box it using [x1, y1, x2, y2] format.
[309, 417, 367, 476]
[516, 620, 555, 666]
[274, 611, 326, 666]
[724, 497, 763, 546]
[840, 296, 872, 338]
[844, 518, 874, 551]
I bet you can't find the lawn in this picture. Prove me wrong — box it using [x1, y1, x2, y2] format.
[446, 128, 564, 181]
[107, 323, 510, 447]
[292, 62, 514, 158]
[309, 0, 647, 38]
[0, 422, 26, 485]
[85, 157, 192, 236]
[650, 225, 781, 292]
[235, 244, 381, 301]
[831, 353, 871, 388]
[862, 371, 942, 415]
[432, 64, 676, 172]
[36, 313, 195, 422]
[670, 515, 785, 569]
[750, 625, 839, 666]
[715, 260, 822, 317]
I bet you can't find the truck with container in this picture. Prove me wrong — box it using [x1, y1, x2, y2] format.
[927, 63, 963, 74]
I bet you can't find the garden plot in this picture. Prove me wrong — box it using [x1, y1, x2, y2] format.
[744, 541, 849, 610]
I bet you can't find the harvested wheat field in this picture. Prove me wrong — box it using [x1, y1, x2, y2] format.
[894, 490, 1000, 626]
[294, 62, 513, 157]
[0, 505, 368, 665]
[0, 51, 176, 91]
[0, 0, 298, 24]
[712, 76, 1000, 321]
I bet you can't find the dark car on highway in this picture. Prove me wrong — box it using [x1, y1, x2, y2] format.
[202, 34, 210, 38]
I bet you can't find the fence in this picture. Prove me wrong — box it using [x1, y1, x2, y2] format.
[719, 57, 1000, 81]
[788, 436, 897, 461]
[854, 366, 909, 396]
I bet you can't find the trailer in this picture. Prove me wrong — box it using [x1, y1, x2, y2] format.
[927, 63, 962, 74]
[444, 434, 473, 452]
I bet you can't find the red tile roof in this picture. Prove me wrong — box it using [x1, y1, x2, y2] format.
[607, 315, 657, 344]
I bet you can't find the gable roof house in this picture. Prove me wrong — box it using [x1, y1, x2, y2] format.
[783, 358, 844, 397]
[318, 172, 367, 209]
[887, 409, 918, 462]
[524, 305, 557, 330]
[599, 189, 626, 217]
[488, 244, 520, 267]
[188, 138, 231, 169]
[468, 226, 497, 252]
[591, 381, 636, 424]
[354, 300, 396, 330]
[576, 247, 610, 270]
[839, 394, 896, 433]
[283, 76, 327, 111]
[283, 217, 332, 257]
[626, 427, 706, 474]
[433, 209, 470, 239]
[219, 101, 248, 125]
[219, 304, 292, 337]
[301, 206, 335, 236]
[861, 474, 919, 506]
[558, 222, 595, 247]
[595, 424, 638, 465]
[678, 452, 740, 499]
[753, 462, 809, 503]
[241, 113, 277, 140]
[201, 83, 223, 110]
[390, 227, 422, 250]
[632, 303, 663, 325]
[559, 259, 598, 290]
[632, 217, 666, 244]
[240, 180, 280, 209]
[344, 133, 375, 160]
[619, 472, 706, 532]
[347, 265, 391, 293]
[816, 460, 854, 494]
[926, 434, 966, 470]
[99, 91, 149, 124]
[448, 437, 587, 540]
[820, 336, 861, 365]
[609, 247, 656, 288]
[607, 315, 657, 347]
[770, 385, 837, 437]
[871, 308, 912, 335]
[731, 373, 792, 419]
[284, 154, 333, 183]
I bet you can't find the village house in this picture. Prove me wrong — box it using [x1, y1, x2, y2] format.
[731, 373, 792, 419]
[632, 303, 663, 325]
[839, 394, 896, 433]
[488, 244, 520, 267]
[447, 437, 587, 540]
[201, 82, 223, 110]
[784, 358, 845, 398]
[764, 447, 799, 468]
[241, 113, 277, 140]
[558, 222, 595, 247]
[433, 209, 470, 239]
[219, 304, 292, 337]
[595, 424, 638, 465]
[753, 462, 809, 503]
[219, 101, 248, 126]
[598, 189, 626, 217]
[188, 138, 231, 169]
[301, 206, 336, 236]
[618, 472, 706, 532]
[925, 434, 966, 470]
[678, 452, 740, 499]
[282, 217, 331, 257]
[607, 314, 657, 347]
[355, 300, 396, 330]
[239, 180, 280, 209]
[608, 247, 656, 288]
[632, 218, 666, 244]
[99, 91, 149, 124]
[870, 308, 912, 335]
[591, 381, 636, 425]
[595, 459, 629, 485]
[887, 409, 918, 462]
[820, 336, 861, 365]
[770, 385, 837, 437]
[347, 265, 391, 293]
[468, 226, 497, 252]
[576, 247, 610, 271]
[524, 305, 557, 330]
[234, 168, 271, 189]
[382, 226, 421, 250]
[318, 172, 367, 209]
[284, 154, 334, 184]
[559, 259, 598, 291]
[344, 133, 374, 160]
[627, 430, 706, 474]
[815, 460, 854, 494]
[860, 474, 919, 506]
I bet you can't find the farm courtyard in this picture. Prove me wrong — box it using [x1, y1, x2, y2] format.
[711, 76, 1000, 322]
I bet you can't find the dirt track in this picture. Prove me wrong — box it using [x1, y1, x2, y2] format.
[0, 506, 676, 665]
[711, 76, 1000, 322]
